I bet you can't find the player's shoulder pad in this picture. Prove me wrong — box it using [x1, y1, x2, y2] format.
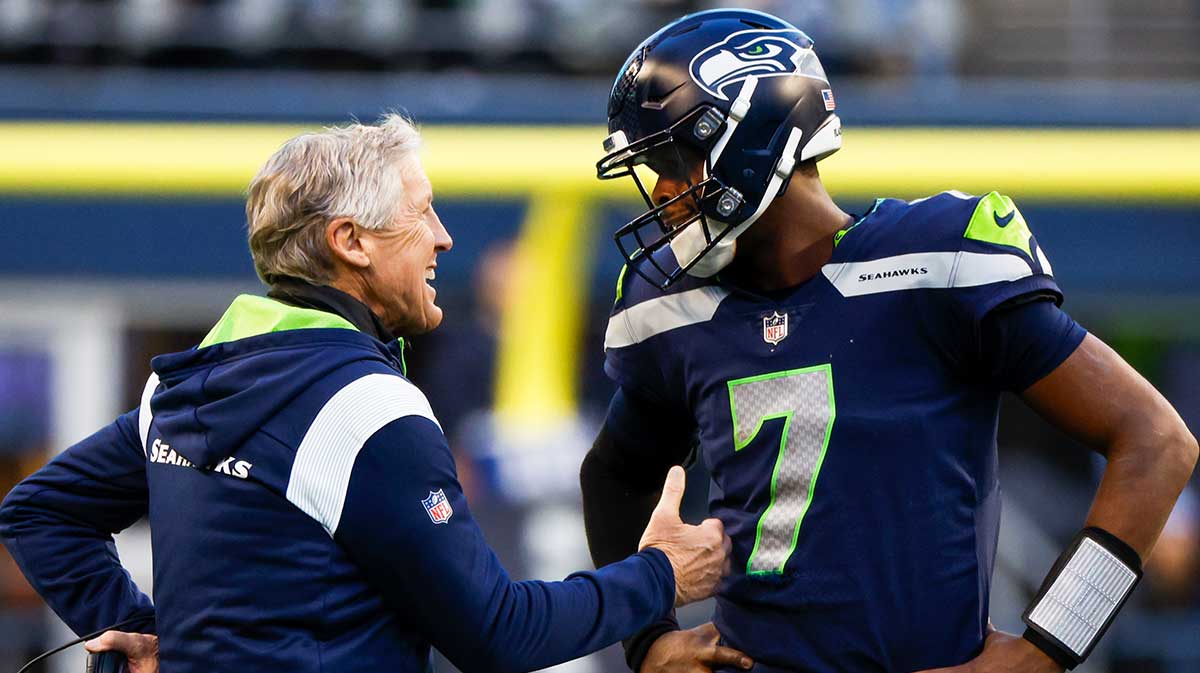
[843, 191, 1047, 265]
[606, 259, 730, 349]
[823, 190, 1057, 298]
[961, 191, 1035, 257]
[913, 190, 1036, 258]
[957, 191, 1054, 275]
[835, 191, 970, 259]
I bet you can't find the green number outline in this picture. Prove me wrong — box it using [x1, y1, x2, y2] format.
[727, 364, 836, 575]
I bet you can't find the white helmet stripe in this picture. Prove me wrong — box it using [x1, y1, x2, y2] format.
[707, 75, 758, 173]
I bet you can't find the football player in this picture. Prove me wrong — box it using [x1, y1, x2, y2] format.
[580, 9, 1197, 673]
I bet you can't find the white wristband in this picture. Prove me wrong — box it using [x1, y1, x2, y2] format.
[1022, 528, 1142, 669]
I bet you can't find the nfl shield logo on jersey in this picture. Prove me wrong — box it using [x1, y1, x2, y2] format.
[762, 311, 789, 345]
[422, 489, 453, 524]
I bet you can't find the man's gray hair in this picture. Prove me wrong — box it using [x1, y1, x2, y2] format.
[246, 114, 422, 285]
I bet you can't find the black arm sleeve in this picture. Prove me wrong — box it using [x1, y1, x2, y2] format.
[580, 386, 696, 671]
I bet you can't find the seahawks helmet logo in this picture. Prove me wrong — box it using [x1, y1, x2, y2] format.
[689, 29, 824, 101]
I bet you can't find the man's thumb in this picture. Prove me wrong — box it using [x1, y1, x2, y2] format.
[653, 466, 686, 521]
[84, 631, 122, 653]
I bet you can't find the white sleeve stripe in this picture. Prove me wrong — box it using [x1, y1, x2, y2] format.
[1036, 244, 1055, 277]
[951, 251, 1035, 288]
[286, 373, 440, 536]
[604, 285, 730, 348]
[138, 372, 160, 456]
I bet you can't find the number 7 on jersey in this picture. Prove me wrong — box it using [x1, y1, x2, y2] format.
[728, 365, 836, 575]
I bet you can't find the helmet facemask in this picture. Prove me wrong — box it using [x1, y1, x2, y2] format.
[597, 106, 741, 289]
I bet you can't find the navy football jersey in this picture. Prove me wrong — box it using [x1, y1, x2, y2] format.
[604, 191, 1068, 672]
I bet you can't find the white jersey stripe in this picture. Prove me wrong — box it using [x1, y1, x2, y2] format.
[1036, 245, 1055, 277]
[138, 372, 160, 456]
[608, 251, 1037, 346]
[953, 251, 1035, 287]
[822, 251, 1036, 298]
[287, 373, 440, 536]
[605, 285, 730, 349]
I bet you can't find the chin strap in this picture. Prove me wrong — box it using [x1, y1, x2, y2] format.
[676, 125, 805, 278]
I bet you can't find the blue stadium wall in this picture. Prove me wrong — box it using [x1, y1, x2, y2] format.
[2, 197, 1199, 300]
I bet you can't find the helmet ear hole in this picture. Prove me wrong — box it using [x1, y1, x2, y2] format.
[692, 108, 726, 141]
[799, 115, 842, 162]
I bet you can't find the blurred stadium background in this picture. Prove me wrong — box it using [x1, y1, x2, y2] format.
[1, 0, 1198, 672]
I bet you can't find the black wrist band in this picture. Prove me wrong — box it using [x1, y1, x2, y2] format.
[1022, 626, 1077, 670]
[624, 616, 680, 672]
[1021, 526, 1142, 669]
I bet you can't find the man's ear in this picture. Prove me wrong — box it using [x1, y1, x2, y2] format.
[326, 218, 372, 270]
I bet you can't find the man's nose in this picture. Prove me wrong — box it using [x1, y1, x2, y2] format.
[429, 208, 453, 252]
[652, 178, 686, 206]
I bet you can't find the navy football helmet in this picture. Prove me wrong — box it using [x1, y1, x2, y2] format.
[597, 9, 842, 288]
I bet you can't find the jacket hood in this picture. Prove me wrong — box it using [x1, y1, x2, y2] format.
[147, 294, 406, 469]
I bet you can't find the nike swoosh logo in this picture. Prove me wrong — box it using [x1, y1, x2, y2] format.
[993, 210, 1015, 227]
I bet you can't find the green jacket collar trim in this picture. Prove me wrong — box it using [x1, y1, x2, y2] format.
[198, 294, 359, 349]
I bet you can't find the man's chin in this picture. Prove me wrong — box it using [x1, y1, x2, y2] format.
[401, 306, 443, 337]
[423, 306, 444, 333]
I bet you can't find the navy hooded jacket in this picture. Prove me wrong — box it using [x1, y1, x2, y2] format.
[0, 293, 675, 673]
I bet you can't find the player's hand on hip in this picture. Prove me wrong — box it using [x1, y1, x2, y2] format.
[638, 465, 732, 606]
[911, 629, 1063, 673]
[641, 622, 753, 673]
[85, 631, 159, 673]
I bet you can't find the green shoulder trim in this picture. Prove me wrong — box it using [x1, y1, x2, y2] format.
[964, 191, 1032, 257]
[198, 294, 359, 349]
[834, 198, 883, 247]
[614, 264, 628, 304]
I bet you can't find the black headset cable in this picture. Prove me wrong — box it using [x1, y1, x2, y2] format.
[15, 616, 147, 673]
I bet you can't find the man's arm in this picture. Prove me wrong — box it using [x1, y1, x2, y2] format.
[1021, 333, 1197, 562]
[582, 388, 694, 567]
[334, 413, 727, 673]
[581, 387, 751, 672]
[0, 409, 156, 636]
[919, 306, 1197, 673]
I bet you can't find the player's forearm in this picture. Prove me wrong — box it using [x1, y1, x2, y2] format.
[1084, 413, 1197, 560]
[1022, 334, 1198, 558]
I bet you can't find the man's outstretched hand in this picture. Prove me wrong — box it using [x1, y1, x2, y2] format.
[912, 629, 1063, 673]
[85, 631, 159, 673]
[638, 466, 732, 606]
[641, 622, 753, 673]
